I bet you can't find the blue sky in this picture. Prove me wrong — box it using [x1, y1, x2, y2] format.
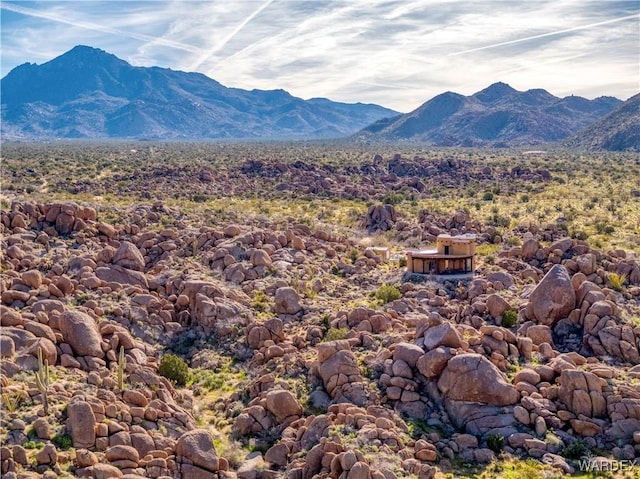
[1, 0, 638, 111]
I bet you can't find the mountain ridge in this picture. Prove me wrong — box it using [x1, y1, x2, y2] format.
[357, 82, 624, 147]
[1, 45, 398, 140]
[563, 93, 640, 151]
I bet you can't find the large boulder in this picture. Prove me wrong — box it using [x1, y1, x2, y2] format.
[526, 264, 575, 327]
[58, 311, 104, 358]
[112, 241, 145, 271]
[317, 340, 367, 405]
[274, 287, 302, 315]
[67, 400, 96, 448]
[365, 204, 396, 232]
[175, 429, 219, 472]
[265, 390, 303, 423]
[438, 353, 519, 406]
[422, 322, 464, 351]
[557, 369, 606, 418]
[95, 265, 149, 289]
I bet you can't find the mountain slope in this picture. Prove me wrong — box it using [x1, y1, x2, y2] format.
[564, 93, 640, 151]
[1, 45, 398, 140]
[358, 82, 622, 147]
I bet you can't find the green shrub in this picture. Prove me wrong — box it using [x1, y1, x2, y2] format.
[375, 284, 402, 304]
[158, 354, 190, 386]
[562, 439, 589, 459]
[323, 328, 350, 342]
[486, 433, 504, 453]
[482, 191, 494, 201]
[252, 291, 270, 312]
[347, 248, 360, 264]
[52, 433, 73, 450]
[501, 310, 518, 328]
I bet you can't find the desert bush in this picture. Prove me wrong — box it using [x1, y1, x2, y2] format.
[158, 354, 190, 386]
[562, 439, 589, 459]
[607, 272, 627, 291]
[375, 284, 401, 304]
[323, 328, 350, 342]
[486, 433, 504, 453]
[252, 291, 271, 312]
[501, 310, 518, 328]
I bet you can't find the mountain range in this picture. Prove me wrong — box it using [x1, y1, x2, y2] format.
[357, 82, 626, 147]
[563, 93, 640, 151]
[0, 45, 397, 140]
[1, 46, 637, 149]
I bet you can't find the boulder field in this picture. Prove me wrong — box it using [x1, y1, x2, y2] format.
[1, 198, 639, 479]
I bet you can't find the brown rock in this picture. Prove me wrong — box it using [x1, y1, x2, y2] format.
[527, 264, 575, 326]
[105, 445, 139, 464]
[22, 270, 43, 289]
[91, 463, 124, 478]
[265, 390, 303, 423]
[59, 310, 104, 358]
[392, 342, 424, 368]
[175, 429, 219, 472]
[416, 347, 452, 379]
[526, 325, 553, 346]
[67, 401, 96, 448]
[521, 238, 540, 259]
[513, 368, 541, 385]
[486, 294, 511, 319]
[274, 287, 302, 315]
[35, 443, 57, 465]
[422, 322, 463, 350]
[265, 443, 288, 467]
[347, 462, 372, 479]
[95, 265, 149, 289]
[75, 449, 99, 467]
[112, 242, 145, 271]
[438, 353, 519, 405]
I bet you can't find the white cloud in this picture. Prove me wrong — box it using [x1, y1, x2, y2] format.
[1, 0, 638, 111]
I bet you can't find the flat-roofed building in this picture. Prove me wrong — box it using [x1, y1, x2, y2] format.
[406, 234, 476, 275]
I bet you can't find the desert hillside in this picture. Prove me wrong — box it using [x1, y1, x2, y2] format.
[1, 142, 639, 479]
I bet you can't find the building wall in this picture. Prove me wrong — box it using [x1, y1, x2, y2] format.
[436, 237, 475, 255]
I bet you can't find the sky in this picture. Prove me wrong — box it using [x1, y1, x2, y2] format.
[1, 0, 639, 112]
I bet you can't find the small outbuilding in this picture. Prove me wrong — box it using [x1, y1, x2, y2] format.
[406, 234, 476, 275]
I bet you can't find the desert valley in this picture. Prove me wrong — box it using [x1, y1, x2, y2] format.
[1, 43, 640, 479]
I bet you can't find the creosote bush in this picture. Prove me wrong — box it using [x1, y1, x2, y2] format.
[375, 284, 402, 304]
[158, 353, 190, 386]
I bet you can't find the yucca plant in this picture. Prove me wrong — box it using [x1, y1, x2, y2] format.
[1, 390, 24, 413]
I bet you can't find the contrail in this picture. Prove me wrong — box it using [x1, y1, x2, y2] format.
[449, 13, 640, 56]
[188, 0, 275, 71]
[0, 2, 202, 54]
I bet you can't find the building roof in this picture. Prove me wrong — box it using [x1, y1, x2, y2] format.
[409, 252, 474, 259]
[437, 233, 477, 242]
